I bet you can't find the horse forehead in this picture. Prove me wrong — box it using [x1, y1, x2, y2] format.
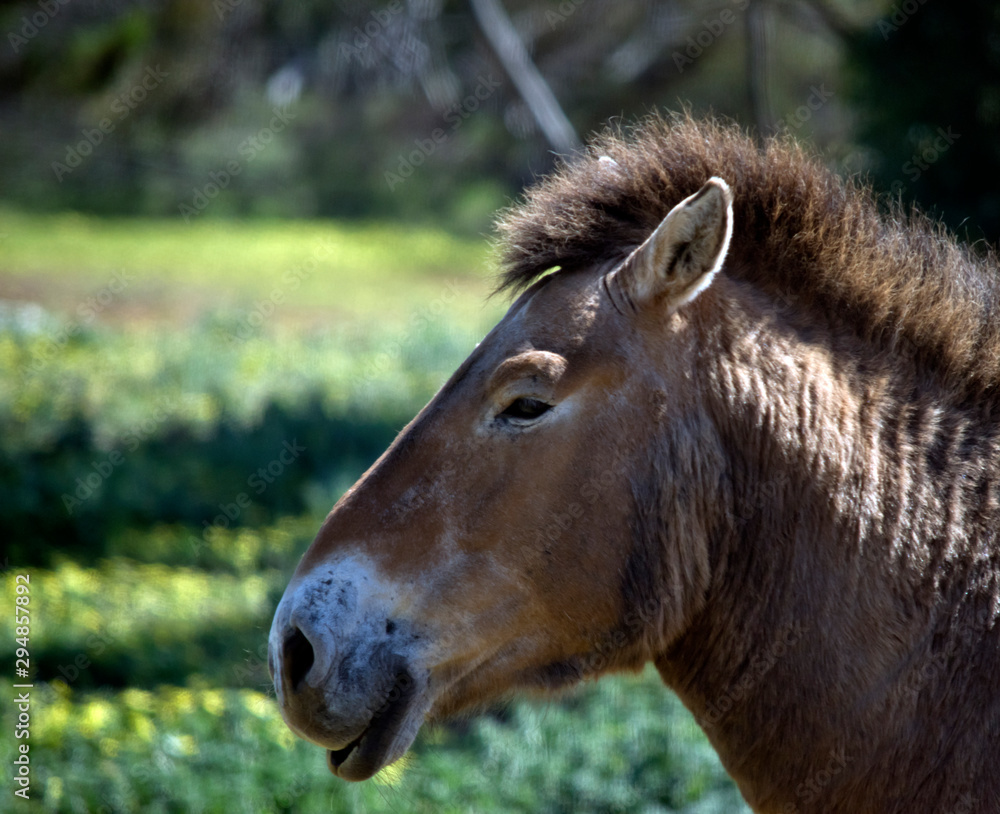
[499, 274, 604, 350]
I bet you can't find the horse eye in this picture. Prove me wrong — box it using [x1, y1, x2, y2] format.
[499, 397, 552, 421]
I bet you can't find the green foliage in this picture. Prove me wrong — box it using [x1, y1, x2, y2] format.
[0, 558, 286, 690]
[2, 351, 380, 564]
[0, 209, 494, 327]
[1, 301, 498, 565]
[406, 675, 749, 813]
[105, 515, 318, 574]
[0, 673, 748, 814]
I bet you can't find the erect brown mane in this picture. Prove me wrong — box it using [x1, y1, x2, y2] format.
[495, 113, 1000, 400]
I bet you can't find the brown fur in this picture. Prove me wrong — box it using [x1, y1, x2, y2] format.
[490, 116, 1000, 812]
[496, 113, 1000, 401]
[271, 114, 1000, 813]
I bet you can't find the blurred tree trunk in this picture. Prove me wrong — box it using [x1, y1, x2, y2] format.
[469, 0, 581, 154]
[746, 0, 775, 136]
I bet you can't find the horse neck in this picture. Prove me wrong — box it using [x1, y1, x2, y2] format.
[654, 275, 998, 812]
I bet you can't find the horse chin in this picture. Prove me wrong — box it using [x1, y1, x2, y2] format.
[325, 668, 427, 782]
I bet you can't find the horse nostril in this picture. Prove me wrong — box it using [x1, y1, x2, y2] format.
[283, 628, 315, 693]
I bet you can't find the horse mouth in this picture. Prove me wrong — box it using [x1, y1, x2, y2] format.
[326, 666, 419, 782]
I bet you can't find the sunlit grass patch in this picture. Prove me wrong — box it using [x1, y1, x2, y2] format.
[0, 209, 499, 330]
[0, 671, 747, 814]
[106, 514, 317, 574]
[0, 683, 340, 813]
[1, 306, 496, 448]
[0, 559, 282, 689]
[0, 559, 277, 646]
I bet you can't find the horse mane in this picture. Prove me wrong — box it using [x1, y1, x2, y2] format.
[495, 113, 1000, 400]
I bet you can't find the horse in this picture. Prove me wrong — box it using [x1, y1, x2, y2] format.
[268, 115, 1000, 814]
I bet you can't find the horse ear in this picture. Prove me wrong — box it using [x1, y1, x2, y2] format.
[607, 177, 733, 312]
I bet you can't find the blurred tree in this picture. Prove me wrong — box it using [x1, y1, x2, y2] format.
[469, 0, 580, 152]
[845, 0, 1000, 245]
[0, 0, 876, 230]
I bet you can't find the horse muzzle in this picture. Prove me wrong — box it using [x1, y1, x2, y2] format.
[268, 559, 431, 781]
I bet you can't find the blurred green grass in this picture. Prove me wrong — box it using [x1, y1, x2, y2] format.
[0, 211, 749, 813]
[0, 670, 746, 814]
[0, 208, 501, 329]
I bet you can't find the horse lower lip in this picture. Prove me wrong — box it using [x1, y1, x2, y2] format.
[325, 667, 418, 781]
[327, 736, 363, 775]
[325, 724, 382, 781]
